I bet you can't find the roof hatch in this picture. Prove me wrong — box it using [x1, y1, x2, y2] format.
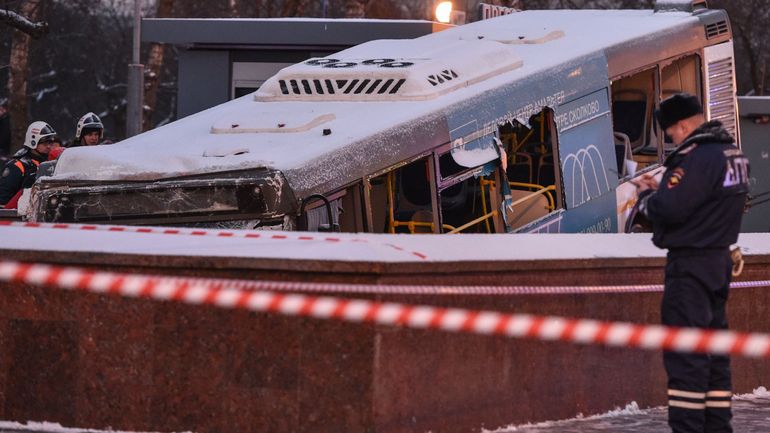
[211, 108, 335, 134]
[255, 38, 523, 102]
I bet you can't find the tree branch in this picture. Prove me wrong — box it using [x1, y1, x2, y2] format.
[0, 8, 48, 39]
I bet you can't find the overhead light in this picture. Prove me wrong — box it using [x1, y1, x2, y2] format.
[435, 1, 453, 24]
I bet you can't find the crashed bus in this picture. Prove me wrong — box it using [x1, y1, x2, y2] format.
[27, 1, 739, 234]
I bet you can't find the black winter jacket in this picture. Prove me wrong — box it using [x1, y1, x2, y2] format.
[0, 148, 45, 206]
[638, 121, 750, 249]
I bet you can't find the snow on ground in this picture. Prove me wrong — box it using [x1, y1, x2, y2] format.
[0, 421, 188, 433]
[1, 388, 768, 433]
[487, 387, 770, 433]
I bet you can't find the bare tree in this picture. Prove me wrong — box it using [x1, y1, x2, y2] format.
[0, 7, 48, 38]
[366, 0, 410, 19]
[143, 0, 175, 131]
[7, 0, 42, 151]
[228, 0, 239, 17]
[281, 0, 310, 16]
[344, 0, 365, 17]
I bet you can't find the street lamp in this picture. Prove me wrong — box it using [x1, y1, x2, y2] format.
[434, 1, 465, 25]
[126, 0, 144, 138]
[434, 1, 453, 23]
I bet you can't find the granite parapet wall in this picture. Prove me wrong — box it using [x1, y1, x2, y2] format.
[0, 250, 769, 433]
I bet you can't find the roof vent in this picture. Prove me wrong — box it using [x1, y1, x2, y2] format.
[255, 39, 523, 102]
[277, 77, 408, 97]
[705, 20, 729, 39]
[654, 0, 708, 13]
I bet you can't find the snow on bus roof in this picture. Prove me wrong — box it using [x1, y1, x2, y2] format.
[52, 9, 696, 182]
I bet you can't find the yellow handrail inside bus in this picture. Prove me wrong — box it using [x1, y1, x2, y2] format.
[511, 127, 536, 156]
[509, 111, 546, 156]
[443, 177, 501, 235]
[508, 183, 556, 211]
[392, 220, 456, 234]
[508, 181, 542, 191]
[387, 171, 396, 233]
[447, 210, 498, 234]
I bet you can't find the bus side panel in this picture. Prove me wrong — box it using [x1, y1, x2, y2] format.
[554, 88, 618, 233]
[555, 88, 617, 207]
[443, 53, 609, 155]
[519, 192, 618, 234]
[560, 192, 618, 233]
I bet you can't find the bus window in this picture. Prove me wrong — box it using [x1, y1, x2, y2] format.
[436, 155, 503, 234]
[661, 54, 703, 152]
[611, 67, 658, 176]
[365, 156, 438, 233]
[498, 107, 561, 231]
[299, 183, 365, 233]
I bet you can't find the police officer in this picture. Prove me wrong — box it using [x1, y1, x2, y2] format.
[0, 121, 57, 209]
[72, 112, 104, 146]
[636, 93, 750, 433]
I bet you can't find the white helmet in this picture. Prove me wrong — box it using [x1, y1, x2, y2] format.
[24, 121, 58, 149]
[76, 112, 104, 141]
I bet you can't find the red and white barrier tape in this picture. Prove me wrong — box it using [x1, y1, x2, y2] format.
[147, 276, 770, 295]
[0, 221, 428, 260]
[1, 260, 769, 358]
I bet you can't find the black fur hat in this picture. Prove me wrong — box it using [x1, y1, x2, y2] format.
[655, 93, 703, 130]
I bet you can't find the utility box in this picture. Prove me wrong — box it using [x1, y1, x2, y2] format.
[738, 96, 770, 232]
[142, 18, 448, 118]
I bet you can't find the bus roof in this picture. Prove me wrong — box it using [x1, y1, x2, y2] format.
[52, 9, 707, 197]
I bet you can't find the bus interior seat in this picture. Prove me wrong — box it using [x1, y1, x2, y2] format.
[389, 162, 433, 233]
[613, 131, 632, 177]
[507, 152, 534, 184]
[410, 209, 434, 233]
[506, 189, 550, 229]
[635, 123, 660, 156]
[440, 181, 470, 212]
[612, 89, 649, 153]
[536, 153, 555, 187]
[399, 161, 432, 207]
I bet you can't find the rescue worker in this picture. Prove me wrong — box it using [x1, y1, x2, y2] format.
[48, 136, 65, 161]
[0, 121, 57, 209]
[72, 112, 104, 146]
[635, 93, 750, 433]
